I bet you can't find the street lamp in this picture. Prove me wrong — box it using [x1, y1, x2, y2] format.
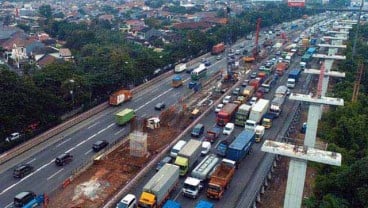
[69, 79, 75, 108]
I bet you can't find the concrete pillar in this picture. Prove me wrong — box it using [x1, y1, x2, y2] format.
[261, 185, 265, 194]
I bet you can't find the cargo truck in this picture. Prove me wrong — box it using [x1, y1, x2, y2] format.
[172, 75, 183, 88]
[138, 164, 179, 208]
[174, 139, 202, 176]
[249, 79, 261, 90]
[276, 62, 288, 76]
[204, 127, 221, 143]
[216, 103, 238, 126]
[195, 200, 214, 208]
[262, 113, 275, 128]
[242, 85, 255, 100]
[206, 159, 236, 199]
[115, 108, 135, 125]
[269, 96, 286, 117]
[261, 76, 276, 93]
[287, 69, 301, 88]
[235, 104, 252, 126]
[182, 154, 220, 198]
[215, 140, 229, 157]
[247, 99, 269, 125]
[174, 63, 187, 73]
[226, 130, 255, 164]
[211, 43, 225, 55]
[109, 89, 132, 106]
[255, 125, 265, 142]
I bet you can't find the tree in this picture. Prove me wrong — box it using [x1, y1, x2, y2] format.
[38, 5, 52, 19]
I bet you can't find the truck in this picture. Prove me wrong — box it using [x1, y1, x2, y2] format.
[215, 140, 229, 157]
[204, 127, 221, 143]
[275, 62, 288, 76]
[174, 63, 187, 73]
[226, 130, 255, 164]
[206, 159, 236, 199]
[182, 154, 220, 198]
[174, 139, 202, 176]
[21, 194, 48, 208]
[249, 79, 261, 90]
[300, 61, 307, 70]
[242, 85, 255, 100]
[115, 108, 135, 125]
[287, 69, 302, 88]
[172, 75, 183, 88]
[262, 113, 275, 129]
[163, 200, 181, 208]
[247, 99, 270, 125]
[261, 75, 276, 93]
[109, 89, 132, 106]
[211, 43, 225, 55]
[138, 164, 179, 208]
[235, 104, 252, 126]
[195, 200, 214, 208]
[275, 85, 289, 97]
[255, 125, 265, 142]
[216, 103, 239, 126]
[269, 96, 286, 117]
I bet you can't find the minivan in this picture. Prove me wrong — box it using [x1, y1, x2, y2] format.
[13, 164, 34, 178]
[55, 153, 73, 166]
[170, 140, 187, 158]
[116, 194, 136, 208]
[14, 191, 36, 207]
[191, 123, 205, 137]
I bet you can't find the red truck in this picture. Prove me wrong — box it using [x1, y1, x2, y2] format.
[249, 79, 261, 90]
[276, 62, 288, 76]
[217, 103, 238, 126]
[205, 126, 221, 143]
[211, 43, 225, 55]
[109, 89, 133, 106]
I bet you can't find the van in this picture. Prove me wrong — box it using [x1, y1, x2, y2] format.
[55, 153, 73, 166]
[14, 191, 36, 207]
[116, 194, 136, 208]
[170, 140, 187, 158]
[201, 141, 211, 155]
[191, 123, 205, 137]
[13, 164, 34, 178]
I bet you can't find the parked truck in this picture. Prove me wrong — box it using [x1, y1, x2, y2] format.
[235, 104, 252, 126]
[275, 62, 288, 76]
[174, 63, 187, 73]
[138, 164, 179, 208]
[115, 108, 135, 125]
[172, 75, 183, 88]
[204, 127, 221, 143]
[211, 43, 225, 55]
[287, 69, 302, 88]
[206, 159, 236, 199]
[183, 154, 220, 198]
[109, 89, 132, 106]
[226, 130, 255, 164]
[174, 139, 202, 176]
[216, 103, 239, 126]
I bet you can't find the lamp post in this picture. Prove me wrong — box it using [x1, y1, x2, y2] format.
[69, 79, 75, 108]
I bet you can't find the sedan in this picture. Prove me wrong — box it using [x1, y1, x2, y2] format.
[214, 103, 224, 113]
[250, 72, 257, 79]
[154, 102, 166, 110]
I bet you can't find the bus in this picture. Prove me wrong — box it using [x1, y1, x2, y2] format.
[191, 64, 207, 81]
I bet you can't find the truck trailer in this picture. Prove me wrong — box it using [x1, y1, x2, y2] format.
[226, 130, 255, 164]
[109, 89, 132, 106]
[206, 159, 236, 199]
[216, 103, 239, 126]
[211, 43, 225, 55]
[115, 108, 135, 125]
[287, 69, 301, 88]
[138, 164, 179, 208]
[174, 139, 202, 176]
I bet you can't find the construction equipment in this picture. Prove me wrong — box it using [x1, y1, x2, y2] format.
[243, 18, 262, 63]
[146, 117, 160, 129]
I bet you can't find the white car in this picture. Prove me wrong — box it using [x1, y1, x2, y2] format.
[249, 97, 258, 105]
[223, 123, 235, 135]
[6, 132, 20, 143]
[116, 194, 136, 208]
[214, 103, 224, 113]
[201, 141, 211, 155]
[222, 95, 231, 104]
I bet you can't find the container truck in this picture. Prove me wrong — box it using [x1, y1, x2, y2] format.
[174, 63, 187, 73]
[248, 99, 270, 124]
[204, 127, 221, 143]
[109, 89, 132, 106]
[287, 69, 301, 88]
[163, 200, 181, 208]
[276, 62, 288, 76]
[211, 43, 225, 55]
[174, 139, 202, 176]
[216, 103, 239, 126]
[226, 130, 255, 164]
[182, 154, 220, 198]
[206, 159, 236, 199]
[138, 164, 179, 208]
[235, 104, 252, 126]
[269, 96, 286, 117]
[195, 200, 214, 208]
[172, 75, 183, 88]
[255, 125, 265, 142]
[115, 108, 135, 125]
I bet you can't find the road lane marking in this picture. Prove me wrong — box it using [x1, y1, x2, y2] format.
[47, 168, 64, 181]
[55, 137, 72, 148]
[173, 190, 182, 200]
[87, 121, 100, 129]
[84, 149, 93, 155]
[114, 128, 125, 135]
[27, 158, 36, 164]
[135, 88, 173, 112]
[4, 202, 13, 208]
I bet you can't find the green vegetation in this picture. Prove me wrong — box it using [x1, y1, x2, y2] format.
[304, 25, 368, 208]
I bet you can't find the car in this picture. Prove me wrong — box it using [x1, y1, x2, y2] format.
[13, 164, 34, 178]
[235, 49, 241, 55]
[275, 51, 281, 56]
[201, 141, 211, 155]
[232, 87, 241, 95]
[242, 79, 250, 87]
[154, 102, 166, 110]
[222, 95, 232, 104]
[204, 60, 211, 66]
[117, 194, 137, 208]
[191, 123, 205, 137]
[156, 156, 173, 171]
[259, 66, 266, 71]
[216, 55, 222, 60]
[201, 58, 206, 63]
[14, 191, 36, 208]
[92, 140, 109, 152]
[186, 67, 195, 74]
[250, 72, 257, 79]
[223, 123, 235, 135]
[249, 96, 258, 105]
[6, 132, 20, 142]
[214, 103, 224, 113]
[55, 153, 73, 166]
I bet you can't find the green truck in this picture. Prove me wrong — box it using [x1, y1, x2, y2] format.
[115, 108, 135, 125]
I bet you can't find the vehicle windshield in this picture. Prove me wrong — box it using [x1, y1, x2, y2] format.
[138, 202, 151, 208]
[116, 202, 128, 208]
[183, 183, 197, 191]
[208, 184, 221, 192]
[224, 127, 231, 131]
[217, 114, 228, 119]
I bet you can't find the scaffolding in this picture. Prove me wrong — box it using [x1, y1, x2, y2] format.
[129, 131, 148, 157]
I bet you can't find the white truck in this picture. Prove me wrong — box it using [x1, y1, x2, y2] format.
[269, 96, 286, 117]
[174, 63, 187, 73]
[245, 99, 269, 131]
[255, 125, 265, 142]
[183, 154, 220, 198]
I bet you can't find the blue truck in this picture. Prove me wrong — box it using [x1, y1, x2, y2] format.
[225, 130, 255, 165]
[195, 200, 214, 208]
[163, 200, 181, 208]
[287, 69, 302, 88]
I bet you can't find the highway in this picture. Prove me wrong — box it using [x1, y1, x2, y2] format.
[0, 12, 332, 207]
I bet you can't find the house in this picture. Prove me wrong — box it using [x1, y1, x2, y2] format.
[99, 14, 114, 22]
[59, 48, 73, 61]
[36, 54, 57, 68]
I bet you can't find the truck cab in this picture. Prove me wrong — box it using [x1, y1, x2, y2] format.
[182, 177, 202, 198]
[244, 120, 257, 131]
